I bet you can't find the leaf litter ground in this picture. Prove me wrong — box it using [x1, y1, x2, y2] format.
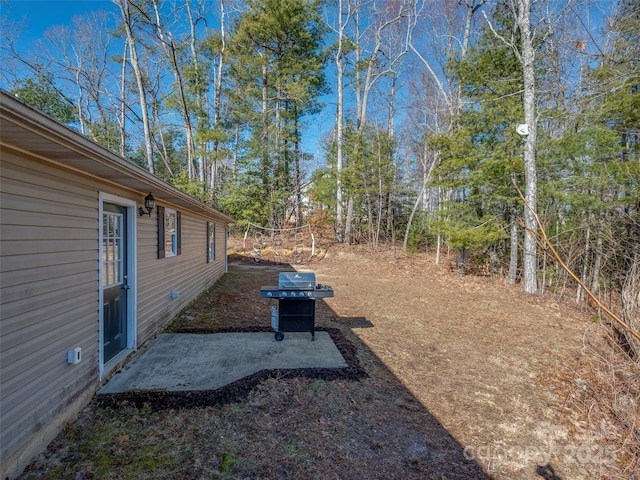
[19, 240, 638, 479]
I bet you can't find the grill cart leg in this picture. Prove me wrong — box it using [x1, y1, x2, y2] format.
[271, 305, 282, 342]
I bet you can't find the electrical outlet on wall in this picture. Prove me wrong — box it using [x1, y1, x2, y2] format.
[67, 347, 81, 364]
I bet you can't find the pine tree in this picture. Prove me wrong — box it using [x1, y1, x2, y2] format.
[431, 3, 523, 268]
[224, 0, 327, 226]
[11, 72, 77, 124]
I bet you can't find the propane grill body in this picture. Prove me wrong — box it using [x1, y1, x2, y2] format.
[260, 272, 334, 341]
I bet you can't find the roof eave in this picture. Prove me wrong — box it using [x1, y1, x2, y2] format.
[0, 89, 234, 224]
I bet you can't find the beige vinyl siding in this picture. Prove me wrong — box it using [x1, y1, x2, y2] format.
[0, 270, 96, 312]
[136, 211, 226, 344]
[1, 148, 230, 478]
[0, 151, 101, 468]
[2, 92, 233, 479]
[1, 314, 97, 414]
[1, 287, 97, 343]
[2, 367, 97, 470]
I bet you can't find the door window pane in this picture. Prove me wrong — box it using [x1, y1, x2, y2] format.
[102, 212, 123, 287]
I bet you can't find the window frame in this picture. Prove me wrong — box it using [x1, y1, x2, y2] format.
[164, 208, 178, 257]
[207, 222, 215, 263]
[157, 205, 181, 259]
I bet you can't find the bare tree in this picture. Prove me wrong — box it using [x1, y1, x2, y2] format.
[209, 0, 227, 192]
[331, 0, 354, 243]
[148, 0, 197, 178]
[342, 0, 417, 243]
[514, 0, 538, 293]
[114, 0, 155, 173]
[43, 13, 118, 143]
[118, 39, 128, 157]
[406, 0, 485, 261]
[353, 1, 416, 136]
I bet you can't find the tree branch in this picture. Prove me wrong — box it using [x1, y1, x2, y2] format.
[511, 176, 640, 343]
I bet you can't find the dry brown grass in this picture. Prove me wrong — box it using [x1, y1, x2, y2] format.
[542, 323, 640, 479]
[18, 240, 639, 480]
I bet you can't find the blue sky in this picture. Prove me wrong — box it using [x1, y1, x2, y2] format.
[3, 1, 117, 38]
[1, 0, 616, 155]
[1, 0, 333, 158]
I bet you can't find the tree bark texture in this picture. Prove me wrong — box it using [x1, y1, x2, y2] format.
[516, 0, 538, 294]
[509, 203, 519, 284]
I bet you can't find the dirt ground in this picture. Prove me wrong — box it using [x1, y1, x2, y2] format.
[19, 240, 638, 479]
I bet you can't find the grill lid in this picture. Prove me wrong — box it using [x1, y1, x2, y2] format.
[278, 272, 316, 290]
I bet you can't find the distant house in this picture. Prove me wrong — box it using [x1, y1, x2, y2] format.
[0, 90, 233, 479]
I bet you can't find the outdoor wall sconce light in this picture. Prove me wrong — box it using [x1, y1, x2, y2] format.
[139, 193, 155, 216]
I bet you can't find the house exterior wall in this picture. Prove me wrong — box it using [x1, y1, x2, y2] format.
[136, 211, 226, 343]
[0, 147, 229, 479]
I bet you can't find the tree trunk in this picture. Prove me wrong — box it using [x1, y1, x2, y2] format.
[577, 220, 591, 303]
[294, 113, 303, 227]
[622, 254, 640, 361]
[119, 40, 128, 157]
[403, 180, 426, 253]
[261, 63, 269, 186]
[334, 0, 349, 243]
[517, 0, 538, 294]
[403, 143, 436, 253]
[153, 102, 174, 175]
[275, 86, 281, 184]
[345, 196, 354, 244]
[115, 0, 154, 173]
[211, 0, 227, 191]
[509, 203, 519, 284]
[150, 0, 196, 180]
[435, 185, 447, 265]
[186, 0, 206, 183]
[591, 227, 603, 294]
[385, 72, 396, 236]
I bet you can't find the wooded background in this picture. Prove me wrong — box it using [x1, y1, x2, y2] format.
[1, 0, 638, 306]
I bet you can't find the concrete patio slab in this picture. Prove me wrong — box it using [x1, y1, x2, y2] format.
[97, 331, 347, 394]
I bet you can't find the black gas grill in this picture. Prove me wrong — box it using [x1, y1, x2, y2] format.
[260, 272, 333, 341]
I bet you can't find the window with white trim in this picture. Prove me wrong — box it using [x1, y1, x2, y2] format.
[157, 206, 181, 259]
[207, 222, 215, 263]
[165, 209, 177, 257]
